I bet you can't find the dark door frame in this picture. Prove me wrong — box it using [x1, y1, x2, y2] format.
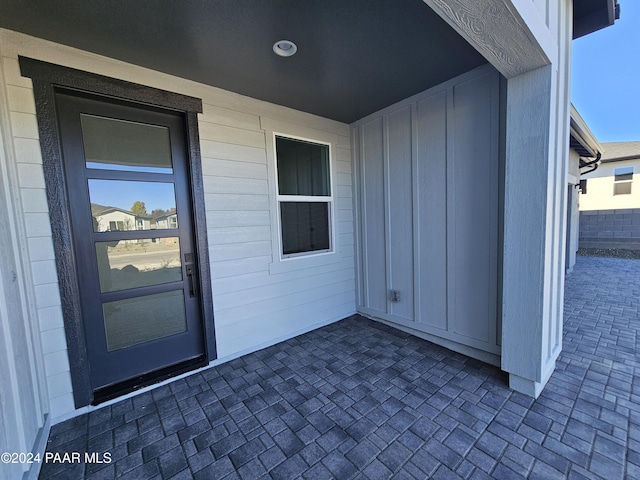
[19, 57, 216, 408]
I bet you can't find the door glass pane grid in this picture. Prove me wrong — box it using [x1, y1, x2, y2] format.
[96, 237, 182, 293]
[103, 290, 187, 351]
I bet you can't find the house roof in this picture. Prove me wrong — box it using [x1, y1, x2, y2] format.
[90, 203, 151, 219]
[599, 141, 640, 163]
[90, 203, 116, 216]
[153, 211, 178, 221]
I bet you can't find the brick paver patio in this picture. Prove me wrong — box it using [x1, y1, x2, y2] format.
[39, 256, 640, 479]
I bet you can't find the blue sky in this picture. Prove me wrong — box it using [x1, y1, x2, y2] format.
[89, 180, 176, 213]
[572, 1, 640, 142]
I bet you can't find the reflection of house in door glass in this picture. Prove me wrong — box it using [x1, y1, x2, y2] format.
[88, 179, 178, 232]
[153, 210, 179, 230]
[91, 204, 151, 232]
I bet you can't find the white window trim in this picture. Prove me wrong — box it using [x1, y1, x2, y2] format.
[261, 118, 340, 275]
[274, 134, 335, 259]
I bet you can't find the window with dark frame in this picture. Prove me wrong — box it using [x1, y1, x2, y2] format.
[275, 136, 332, 256]
[614, 166, 633, 195]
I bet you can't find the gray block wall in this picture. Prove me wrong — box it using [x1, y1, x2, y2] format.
[579, 208, 640, 249]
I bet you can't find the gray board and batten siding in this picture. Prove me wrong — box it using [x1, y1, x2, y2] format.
[353, 65, 502, 364]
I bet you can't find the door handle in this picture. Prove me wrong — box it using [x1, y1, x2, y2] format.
[185, 264, 197, 298]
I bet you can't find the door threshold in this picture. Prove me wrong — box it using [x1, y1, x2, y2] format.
[91, 355, 207, 405]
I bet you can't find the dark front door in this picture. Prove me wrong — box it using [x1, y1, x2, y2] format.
[55, 90, 206, 399]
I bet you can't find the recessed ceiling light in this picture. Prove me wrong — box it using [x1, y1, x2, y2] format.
[273, 40, 297, 57]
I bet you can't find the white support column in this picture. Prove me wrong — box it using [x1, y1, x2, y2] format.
[501, 0, 572, 397]
[501, 65, 562, 397]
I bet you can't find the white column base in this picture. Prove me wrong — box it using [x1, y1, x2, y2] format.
[508, 361, 555, 398]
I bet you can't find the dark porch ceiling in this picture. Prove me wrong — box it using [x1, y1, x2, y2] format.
[0, 0, 488, 124]
[573, 0, 620, 39]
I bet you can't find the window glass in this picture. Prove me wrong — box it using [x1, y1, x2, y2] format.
[103, 290, 186, 351]
[614, 182, 632, 195]
[88, 179, 178, 232]
[96, 238, 181, 293]
[280, 202, 330, 255]
[614, 167, 633, 195]
[275, 135, 332, 257]
[614, 167, 633, 182]
[81, 114, 173, 173]
[276, 137, 330, 196]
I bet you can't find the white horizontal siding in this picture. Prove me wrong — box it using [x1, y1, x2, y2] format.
[199, 122, 266, 149]
[210, 241, 272, 262]
[202, 177, 268, 195]
[13, 138, 43, 164]
[212, 260, 351, 295]
[1, 46, 74, 426]
[204, 193, 270, 211]
[216, 293, 355, 358]
[30, 260, 58, 286]
[200, 140, 266, 164]
[20, 187, 48, 212]
[6, 84, 36, 113]
[206, 210, 271, 228]
[37, 306, 64, 332]
[209, 226, 272, 245]
[201, 100, 357, 358]
[10, 111, 38, 138]
[214, 267, 355, 313]
[201, 158, 267, 179]
[210, 255, 272, 279]
[215, 279, 355, 326]
[27, 236, 55, 262]
[200, 103, 261, 131]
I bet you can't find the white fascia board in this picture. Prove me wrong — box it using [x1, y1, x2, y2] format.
[570, 104, 603, 158]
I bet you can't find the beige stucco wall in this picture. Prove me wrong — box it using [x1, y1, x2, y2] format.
[580, 159, 640, 211]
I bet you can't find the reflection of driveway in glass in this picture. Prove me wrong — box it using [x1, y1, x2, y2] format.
[99, 241, 182, 292]
[108, 250, 181, 270]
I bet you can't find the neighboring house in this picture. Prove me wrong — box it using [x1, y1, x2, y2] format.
[566, 105, 604, 271]
[579, 141, 640, 249]
[0, 1, 618, 478]
[91, 203, 152, 232]
[153, 211, 178, 230]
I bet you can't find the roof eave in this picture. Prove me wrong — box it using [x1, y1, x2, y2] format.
[570, 104, 603, 159]
[573, 0, 619, 39]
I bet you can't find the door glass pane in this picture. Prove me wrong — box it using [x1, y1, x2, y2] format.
[280, 202, 330, 255]
[88, 179, 178, 232]
[276, 136, 330, 196]
[96, 238, 182, 293]
[103, 290, 187, 351]
[81, 114, 173, 173]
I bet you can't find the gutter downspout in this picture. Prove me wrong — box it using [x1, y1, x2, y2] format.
[579, 152, 601, 176]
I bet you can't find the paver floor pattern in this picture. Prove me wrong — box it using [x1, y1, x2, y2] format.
[40, 256, 640, 479]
